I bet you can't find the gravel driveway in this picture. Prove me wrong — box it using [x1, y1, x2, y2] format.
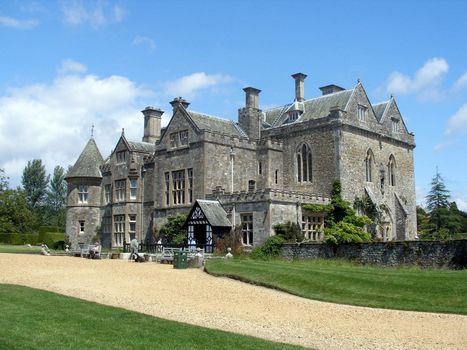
[1, 254, 466, 350]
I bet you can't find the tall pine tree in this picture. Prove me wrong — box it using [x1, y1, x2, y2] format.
[21, 159, 49, 209]
[45, 166, 67, 229]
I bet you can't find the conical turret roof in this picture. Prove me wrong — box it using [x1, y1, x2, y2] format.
[66, 138, 104, 179]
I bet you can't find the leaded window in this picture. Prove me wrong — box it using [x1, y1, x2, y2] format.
[165, 172, 170, 205]
[187, 168, 193, 203]
[172, 170, 185, 205]
[365, 149, 374, 182]
[104, 184, 111, 204]
[115, 180, 126, 202]
[78, 185, 88, 203]
[129, 214, 136, 235]
[388, 155, 396, 186]
[302, 215, 324, 241]
[180, 130, 188, 146]
[114, 215, 125, 246]
[130, 179, 137, 200]
[241, 214, 253, 246]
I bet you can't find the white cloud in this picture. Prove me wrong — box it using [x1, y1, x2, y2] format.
[456, 197, 467, 212]
[0, 62, 152, 187]
[416, 186, 427, 207]
[0, 15, 38, 29]
[58, 59, 87, 75]
[445, 104, 467, 135]
[165, 72, 233, 99]
[386, 57, 449, 101]
[133, 35, 156, 51]
[453, 72, 467, 91]
[61, 1, 125, 27]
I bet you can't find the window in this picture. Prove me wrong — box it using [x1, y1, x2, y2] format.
[275, 169, 278, 184]
[180, 130, 188, 146]
[388, 155, 396, 186]
[170, 132, 179, 148]
[104, 184, 111, 204]
[365, 149, 373, 182]
[165, 172, 170, 205]
[115, 180, 126, 202]
[302, 215, 324, 241]
[114, 215, 125, 246]
[172, 170, 185, 205]
[285, 111, 300, 124]
[116, 151, 126, 163]
[102, 217, 111, 235]
[241, 214, 253, 246]
[78, 220, 85, 234]
[78, 185, 88, 204]
[296, 144, 312, 183]
[358, 105, 367, 122]
[258, 161, 262, 175]
[129, 214, 136, 236]
[392, 119, 400, 133]
[248, 180, 255, 192]
[130, 179, 137, 200]
[187, 168, 193, 203]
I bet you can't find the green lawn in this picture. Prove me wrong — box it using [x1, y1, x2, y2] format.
[205, 258, 467, 315]
[0, 284, 308, 350]
[0, 244, 43, 254]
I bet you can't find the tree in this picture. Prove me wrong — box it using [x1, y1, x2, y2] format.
[0, 168, 8, 193]
[44, 166, 67, 229]
[0, 189, 37, 233]
[158, 214, 187, 245]
[426, 170, 450, 232]
[21, 159, 49, 209]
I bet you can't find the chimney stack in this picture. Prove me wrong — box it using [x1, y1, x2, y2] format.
[238, 87, 262, 139]
[319, 84, 345, 95]
[291, 73, 307, 102]
[169, 97, 190, 111]
[141, 106, 163, 143]
[243, 87, 261, 109]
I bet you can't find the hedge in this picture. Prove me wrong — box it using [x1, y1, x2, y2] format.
[0, 232, 65, 247]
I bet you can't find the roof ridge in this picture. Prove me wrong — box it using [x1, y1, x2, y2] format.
[189, 110, 231, 123]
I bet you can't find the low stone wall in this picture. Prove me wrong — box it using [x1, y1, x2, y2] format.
[281, 239, 467, 269]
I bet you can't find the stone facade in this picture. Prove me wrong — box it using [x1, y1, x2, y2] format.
[66, 73, 417, 250]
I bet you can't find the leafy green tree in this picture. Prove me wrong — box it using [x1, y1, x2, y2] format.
[0, 168, 8, 193]
[44, 166, 67, 229]
[158, 214, 187, 245]
[21, 159, 49, 209]
[0, 189, 37, 233]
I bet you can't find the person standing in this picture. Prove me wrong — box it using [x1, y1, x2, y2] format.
[130, 237, 139, 261]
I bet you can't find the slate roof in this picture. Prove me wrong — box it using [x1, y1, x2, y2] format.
[372, 101, 389, 122]
[188, 111, 245, 137]
[265, 89, 354, 127]
[194, 200, 232, 227]
[127, 140, 155, 153]
[66, 138, 104, 179]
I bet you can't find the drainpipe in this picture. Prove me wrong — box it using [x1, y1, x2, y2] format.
[230, 146, 236, 228]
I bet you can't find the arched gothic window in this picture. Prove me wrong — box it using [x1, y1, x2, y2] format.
[388, 155, 396, 186]
[296, 144, 312, 183]
[365, 149, 374, 182]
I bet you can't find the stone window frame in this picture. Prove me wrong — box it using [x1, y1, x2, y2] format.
[114, 215, 125, 247]
[78, 220, 85, 234]
[391, 118, 400, 133]
[388, 155, 396, 186]
[128, 214, 137, 237]
[241, 214, 253, 246]
[275, 169, 279, 184]
[296, 143, 313, 183]
[116, 150, 126, 163]
[102, 216, 112, 235]
[187, 168, 193, 203]
[258, 161, 262, 175]
[365, 148, 374, 182]
[115, 180, 126, 202]
[301, 214, 324, 241]
[164, 172, 170, 206]
[172, 169, 185, 205]
[129, 178, 138, 200]
[179, 130, 189, 146]
[78, 185, 88, 204]
[358, 104, 368, 122]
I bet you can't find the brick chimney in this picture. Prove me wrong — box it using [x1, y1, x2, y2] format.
[238, 87, 262, 139]
[291, 73, 307, 102]
[141, 106, 163, 143]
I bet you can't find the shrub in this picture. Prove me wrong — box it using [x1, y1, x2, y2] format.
[214, 226, 244, 255]
[324, 222, 371, 245]
[273, 222, 304, 242]
[250, 235, 286, 260]
[158, 214, 187, 245]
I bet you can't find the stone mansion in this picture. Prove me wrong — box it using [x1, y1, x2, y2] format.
[65, 73, 417, 250]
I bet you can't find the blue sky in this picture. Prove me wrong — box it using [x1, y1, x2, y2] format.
[1, 0, 466, 210]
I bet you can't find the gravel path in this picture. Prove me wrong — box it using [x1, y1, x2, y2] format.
[1, 254, 466, 350]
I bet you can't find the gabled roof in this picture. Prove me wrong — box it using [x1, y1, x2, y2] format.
[183, 199, 232, 228]
[372, 101, 389, 122]
[264, 89, 354, 127]
[127, 140, 155, 153]
[66, 138, 104, 179]
[188, 111, 245, 137]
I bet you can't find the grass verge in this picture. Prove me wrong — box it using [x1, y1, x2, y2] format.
[0, 284, 309, 350]
[205, 258, 467, 315]
[0, 244, 43, 254]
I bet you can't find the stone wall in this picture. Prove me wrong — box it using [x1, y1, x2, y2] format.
[281, 240, 467, 269]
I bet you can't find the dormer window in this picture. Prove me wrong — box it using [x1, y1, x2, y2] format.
[392, 119, 400, 133]
[116, 151, 126, 163]
[285, 111, 300, 124]
[358, 105, 367, 122]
